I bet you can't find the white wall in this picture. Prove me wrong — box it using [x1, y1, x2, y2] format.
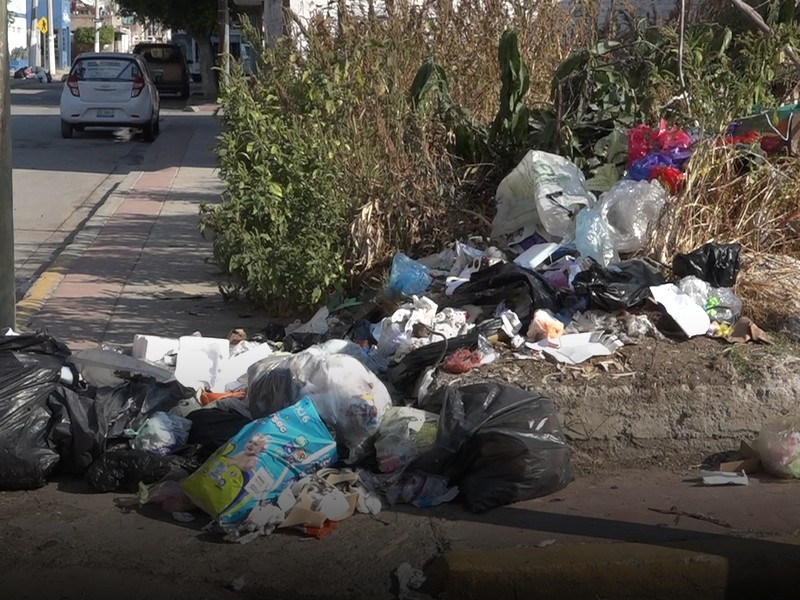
[7, 0, 28, 54]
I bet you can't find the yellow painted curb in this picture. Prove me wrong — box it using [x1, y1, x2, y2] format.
[427, 536, 800, 600]
[15, 270, 65, 328]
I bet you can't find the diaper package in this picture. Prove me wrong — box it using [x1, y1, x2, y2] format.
[181, 397, 337, 527]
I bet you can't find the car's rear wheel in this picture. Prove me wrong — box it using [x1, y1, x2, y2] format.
[60, 120, 73, 139]
[143, 114, 158, 142]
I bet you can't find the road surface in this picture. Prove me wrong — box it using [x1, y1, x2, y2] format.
[10, 81, 191, 300]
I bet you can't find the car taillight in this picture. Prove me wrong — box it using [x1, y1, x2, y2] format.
[131, 76, 145, 97]
[67, 75, 80, 97]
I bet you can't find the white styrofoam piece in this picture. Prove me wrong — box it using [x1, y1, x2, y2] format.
[513, 242, 560, 270]
[132, 334, 180, 363]
[217, 342, 275, 393]
[174, 336, 230, 392]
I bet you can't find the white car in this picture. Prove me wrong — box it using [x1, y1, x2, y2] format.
[59, 52, 160, 141]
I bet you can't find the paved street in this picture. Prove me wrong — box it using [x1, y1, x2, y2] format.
[10, 81, 192, 299]
[5, 80, 800, 600]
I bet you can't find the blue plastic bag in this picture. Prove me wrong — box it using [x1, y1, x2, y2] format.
[387, 252, 431, 297]
[182, 397, 337, 528]
[626, 153, 673, 181]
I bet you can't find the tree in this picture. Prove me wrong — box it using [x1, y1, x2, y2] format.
[116, 0, 232, 98]
[73, 25, 115, 48]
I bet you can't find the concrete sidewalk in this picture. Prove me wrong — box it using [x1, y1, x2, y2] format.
[16, 108, 252, 349]
[10, 107, 800, 599]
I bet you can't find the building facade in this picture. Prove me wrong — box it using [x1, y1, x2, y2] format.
[7, 0, 28, 56]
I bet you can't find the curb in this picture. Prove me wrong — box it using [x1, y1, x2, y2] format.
[15, 170, 143, 329]
[426, 535, 800, 600]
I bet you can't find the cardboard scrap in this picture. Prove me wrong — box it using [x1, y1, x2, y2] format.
[719, 441, 761, 474]
[726, 317, 774, 345]
[278, 469, 360, 531]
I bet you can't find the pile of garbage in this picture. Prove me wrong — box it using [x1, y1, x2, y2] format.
[0, 327, 573, 542]
[0, 119, 792, 543]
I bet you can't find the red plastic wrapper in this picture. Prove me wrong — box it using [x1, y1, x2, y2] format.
[442, 348, 482, 374]
[295, 520, 337, 539]
[721, 131, 760, 145]
[649, 165, 685, 195]
[627, 119, 692, 166]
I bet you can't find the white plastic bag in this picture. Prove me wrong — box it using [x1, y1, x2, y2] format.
[131, 412, 193, 456]
[598, 179, 667, 254]
[246, 348, 392, 460]
[492, 150, 596, 243]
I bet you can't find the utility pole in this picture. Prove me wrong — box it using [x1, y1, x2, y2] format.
[46, 0, 55, 74]
[217, 0, 229, 88]
[94, 0, 100, 52]
[1, 0, 17, 330]
[28, 0, 38, 67]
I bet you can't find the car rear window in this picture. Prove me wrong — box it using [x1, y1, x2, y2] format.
[137, 46, 183, 62]
[71, 58, 141, 81]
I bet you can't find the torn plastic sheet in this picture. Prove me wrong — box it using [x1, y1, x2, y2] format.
[650, 283, 711, 338]
[528, 332, 623, 365]
[570, 310, 666, 344]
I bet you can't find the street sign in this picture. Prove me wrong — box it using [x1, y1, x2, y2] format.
[36, 17, 47, 34]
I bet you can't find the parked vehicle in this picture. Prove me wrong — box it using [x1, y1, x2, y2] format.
[132, 42, 191, 99]
[171, 31, 255, 83]
[59, 52, 160, 142]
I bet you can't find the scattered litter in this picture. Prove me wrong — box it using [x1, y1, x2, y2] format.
[226, 577, 245, 592]
[700, 470, 749, 486]
[756, 416, 800, 478]
[171, 511, 195, 522]
[395, 562, 426, 600]
[528, 332, 623, 365]
[726, 317, 774, 345]
[537, 538, 556, 547]
[648, 506, 732, 528]
[649, 284, 711, 338]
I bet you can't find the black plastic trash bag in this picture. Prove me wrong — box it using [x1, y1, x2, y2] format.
[388, 331, 481, 396]
[247, 367, 300, 419]
[71, 347, 174, 388]
[442, 262, 560, 314]
[48, 376, 196, 477]
[672, 243, 741, 287]
[85, 447, 179, 492]
[0, 333, 71, 490]
[186, 408, 251, 459]
[412, 382, 573, 512]
[91, 376, 197, 439]
[572, 257, 665, 312]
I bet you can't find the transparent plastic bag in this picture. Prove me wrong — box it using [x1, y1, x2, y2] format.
[374, 407, 439, 474]
[575, 206, 618, 267]
[756, 416, 800, 478]
[677, 276, 742, 324]
[599, 180, 668, 254]
[130, 412, 193, 456]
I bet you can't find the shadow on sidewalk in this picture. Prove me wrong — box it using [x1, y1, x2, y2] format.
[401, 501, 800, 597]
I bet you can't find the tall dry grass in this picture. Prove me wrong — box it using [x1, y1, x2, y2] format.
[288, 0, 595, 279]
[646, 139, 800, 325]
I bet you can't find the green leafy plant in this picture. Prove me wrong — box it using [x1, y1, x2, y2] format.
[73, 25, 115, 48]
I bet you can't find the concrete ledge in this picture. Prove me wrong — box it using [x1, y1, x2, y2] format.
[427, 536, 800, 600]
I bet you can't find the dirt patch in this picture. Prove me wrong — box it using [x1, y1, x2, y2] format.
[432, 319, 800, 474]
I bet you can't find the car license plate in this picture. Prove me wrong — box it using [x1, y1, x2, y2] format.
[97, 109, 114, 118]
